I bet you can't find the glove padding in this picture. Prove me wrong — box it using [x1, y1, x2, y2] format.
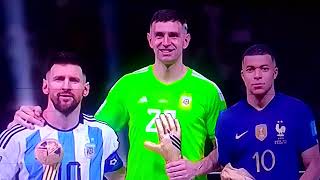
[221, 163, 255, 180]
[144, 113, 181, 163]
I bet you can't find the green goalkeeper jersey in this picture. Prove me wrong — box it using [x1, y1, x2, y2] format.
[95, 65, 226, 180]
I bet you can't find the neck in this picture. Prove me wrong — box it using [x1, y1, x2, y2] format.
[247, 87, 275, 111]
[153, 59, 187, 84]
[44, 101, 81, 130]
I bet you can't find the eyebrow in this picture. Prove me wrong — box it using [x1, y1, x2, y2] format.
[246, 64, 270, 68]
[155, 32, 164, 36]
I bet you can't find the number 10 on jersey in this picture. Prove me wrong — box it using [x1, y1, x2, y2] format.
[252, 149, 275, 173]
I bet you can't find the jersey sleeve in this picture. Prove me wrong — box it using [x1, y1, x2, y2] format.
[206, 84, 227, 140]
[0, 130, 20, 179]
[103, 126, 123, 173]
[297, 104, 318, 153]
[95, 76, 129, 132]
[215, 111, 232, 166]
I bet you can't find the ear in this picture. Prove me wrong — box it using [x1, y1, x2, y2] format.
[147, 32, 153, 49]
[183, 33, 191, 49]
[42, 79, 49, 95]
[82, 82, 90, 97]
[273, 67, 278, 79]
[241, 69, 244, 80]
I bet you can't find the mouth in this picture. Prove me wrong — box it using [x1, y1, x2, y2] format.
[58, 94, 73, 97]
[160, 49, 174, 53]
[252, 83, 265, 88]
[58, 93, 74, 100]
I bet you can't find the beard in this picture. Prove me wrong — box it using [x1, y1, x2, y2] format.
[51, 92, 80, 116]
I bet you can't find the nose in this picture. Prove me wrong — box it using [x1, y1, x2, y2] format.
[254, 68, 262, 80]
[162, 34, 171, 46]
[62, 79, 71, 90]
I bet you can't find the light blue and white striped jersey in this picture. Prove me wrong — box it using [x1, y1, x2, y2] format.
[0, 113, 123, 180]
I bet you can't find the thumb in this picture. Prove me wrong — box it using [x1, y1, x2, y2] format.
[144, 141, 162, 155]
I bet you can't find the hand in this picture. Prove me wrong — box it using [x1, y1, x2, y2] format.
[221, 163, 255, 180]
[144, 113, 181, 163]
[166, 158, 198, 180]
[8, 105, 44, 129]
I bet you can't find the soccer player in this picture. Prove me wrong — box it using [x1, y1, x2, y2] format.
[0, 52, 124, 179]
[216, 44, 320, 179]
[8, 9, 226, 180]
[94, 9, 226, 180]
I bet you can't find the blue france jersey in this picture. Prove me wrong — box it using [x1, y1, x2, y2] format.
[216, 93, 318, 180]
[0, 113, 123, 180]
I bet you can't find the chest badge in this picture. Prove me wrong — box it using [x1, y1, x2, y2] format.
[255, 124, 267, 141]
[275, 120, 287, 144]
[179, 95, 192, 110]
[84, 138, 96, 159]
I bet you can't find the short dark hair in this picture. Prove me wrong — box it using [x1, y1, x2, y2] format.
[150, 9, 188, 31]
[242, 44, 276, 63]
[46, 51, 86, 75]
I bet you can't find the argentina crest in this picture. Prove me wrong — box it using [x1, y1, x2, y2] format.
[84, 141, 96, 159]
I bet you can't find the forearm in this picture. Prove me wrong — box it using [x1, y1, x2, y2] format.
[300, 156, 320, 180]
[194, 149, 221, 176]
[104, 167, 126, 180]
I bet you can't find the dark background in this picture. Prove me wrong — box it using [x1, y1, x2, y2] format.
[0, 1, 319, 179]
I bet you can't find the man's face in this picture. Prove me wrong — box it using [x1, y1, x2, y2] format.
[241, 54, 278, 96]
[43, 64, 89, 115]
[147, 21, 190, 65]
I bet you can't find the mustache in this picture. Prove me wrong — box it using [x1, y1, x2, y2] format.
[57, 91, 74, 97]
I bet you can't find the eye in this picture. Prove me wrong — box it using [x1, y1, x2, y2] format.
[155, 32, 164, 39]
[261, 67, 269, 72]
[69, 77, 80, 83]
[54, 76, 64, 81]
[246, 67, 254, 73]
[168, 32, 179, 38]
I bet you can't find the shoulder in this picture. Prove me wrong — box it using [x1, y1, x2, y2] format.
[109, 65, 151, 90]
[277, 93, 311, 111]
[82, 113, 117, 136]
[0, 125, 38, 149]
[189, 69, 225, 100]
[220, 100, 247, 119]
[120, 66, 151, 81]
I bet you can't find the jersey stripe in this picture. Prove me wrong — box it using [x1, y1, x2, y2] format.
[82, 113, 94, 118]
[83, 116, 96, 121]
[24, 130, 43, 179]
[88, 126, 103, 179]
[0, 125, 26, 149]
[0, 124, 22, 144]
[0, 124, 21, 138]
[58, 131, 75, 179]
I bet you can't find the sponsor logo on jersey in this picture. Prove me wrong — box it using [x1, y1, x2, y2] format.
[138, 96, 148, 103]
[84, 139, 96, 159]
[255, 124, 267, 141]
[235, 130, 248, 140]
[274, 120, 287, 144]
